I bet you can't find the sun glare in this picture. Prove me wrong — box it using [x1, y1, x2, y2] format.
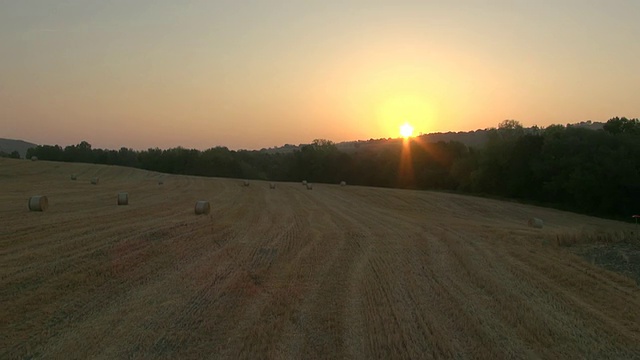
[400, 123, 414, 138]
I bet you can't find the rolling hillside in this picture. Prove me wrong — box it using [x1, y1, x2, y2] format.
[0, 138, 37, 158]
[1, 158, 638, 358]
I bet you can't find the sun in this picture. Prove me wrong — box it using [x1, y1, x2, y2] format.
[400, 122, 414, 138]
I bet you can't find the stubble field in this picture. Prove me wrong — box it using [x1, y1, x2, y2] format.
[1, 158, 639, 359]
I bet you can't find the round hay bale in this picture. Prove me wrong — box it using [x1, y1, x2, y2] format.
[269, 182, 276, 189]
[91, 177, 99, 185]
[28, 195, 48, 211]
[340, 181, 346, 186]
[306, 183, 313, 190]
[243, 180, 250, 187]
[195, 201, 210, 215]
[71, 174, 77, 180]
[117, 192, 129, 206]
[528, 218, 544, 229]
[302, 180, 307, 186]
[31, 156, 38, 161]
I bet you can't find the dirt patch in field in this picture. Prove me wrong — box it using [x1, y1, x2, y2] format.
[571, 240, 640, 285]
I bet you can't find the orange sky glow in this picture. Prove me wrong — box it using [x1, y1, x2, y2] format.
[1, 1, 639, 150]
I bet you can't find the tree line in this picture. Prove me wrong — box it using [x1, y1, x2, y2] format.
[25, 117, 640, 219]
[0, 150, 21, 159]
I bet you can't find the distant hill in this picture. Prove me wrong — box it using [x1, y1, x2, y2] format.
[4, 121, 607, 157]
[567, 120, 604, 131]
[261, 121, 606, 154]
[0, 138, 38, 159]
[259, 129, 492, 154]
[334, 129, 491, 153]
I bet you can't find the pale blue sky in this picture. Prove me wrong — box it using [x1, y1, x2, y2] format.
[1, 1, 638, 150]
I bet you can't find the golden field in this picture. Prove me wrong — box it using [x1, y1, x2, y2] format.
[1, 158, 639, 359]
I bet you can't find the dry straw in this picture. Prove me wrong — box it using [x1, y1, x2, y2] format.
[28, 195, 48, 211]
[528, 218, 544, 229]
[117, 192, 129, 206]
[553, 229, 634, 247]
[195, 201, 210, 215]
[91, 177, 99, 185]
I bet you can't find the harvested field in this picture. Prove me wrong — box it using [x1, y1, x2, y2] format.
[1, 158, 639, 359]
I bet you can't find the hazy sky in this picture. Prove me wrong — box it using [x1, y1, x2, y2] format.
[1, 1, 639, 150]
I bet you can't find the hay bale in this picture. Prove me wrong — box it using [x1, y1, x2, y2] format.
[302, 180, 307, 186]
[340, 181, 346, 186]
[269, 182, 276, 189]
[91, 177, 99, 185]
[117, 192, 129, 206]
[243, 180, 250, 187]
[71, 174, 77, 180]
[195, 201, 210, 215]
[306, 183, 313, 190]
[528, 218, 544, 229]
[28, 195, 48, 211]
[31, 156, 38, 161]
